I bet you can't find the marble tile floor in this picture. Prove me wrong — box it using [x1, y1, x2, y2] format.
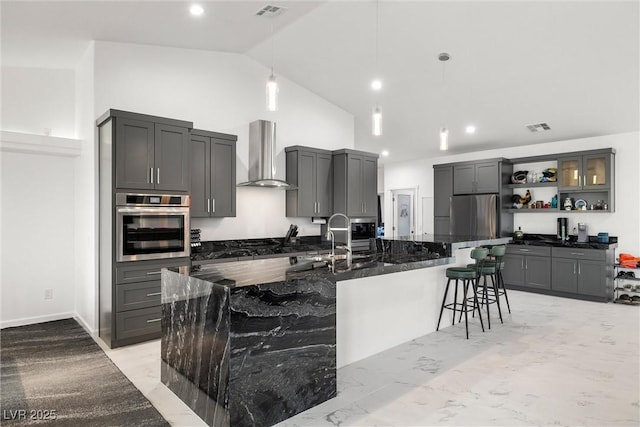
[99, 290, 639, 427]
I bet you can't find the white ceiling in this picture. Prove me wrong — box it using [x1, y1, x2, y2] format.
[2, 1, 639, 163]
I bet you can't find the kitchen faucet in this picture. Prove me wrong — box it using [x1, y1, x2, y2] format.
[325, 213, 352, 269]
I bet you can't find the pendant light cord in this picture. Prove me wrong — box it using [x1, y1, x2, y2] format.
[375, 0, 379, 73]
[271, 21, 275, 75]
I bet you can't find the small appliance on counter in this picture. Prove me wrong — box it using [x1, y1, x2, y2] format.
[557, 217, 568, 240]
[577, 223, 589, 243]
[514, 226, 524, 241]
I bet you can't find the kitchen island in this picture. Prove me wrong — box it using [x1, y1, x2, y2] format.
[161, 235, 510, 427]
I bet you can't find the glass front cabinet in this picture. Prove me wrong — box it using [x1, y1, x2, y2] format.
[558, 151, 612, 191]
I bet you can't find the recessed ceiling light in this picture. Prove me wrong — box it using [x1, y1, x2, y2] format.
[190, 4, 204, 16]
[381, 150, 389, 157]
[371, 79, 382, 91]
[465, 125, 476, 134]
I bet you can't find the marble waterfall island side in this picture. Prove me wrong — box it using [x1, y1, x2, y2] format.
[161, 265, 336, 427]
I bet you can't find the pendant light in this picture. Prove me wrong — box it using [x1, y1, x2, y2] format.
[439, 52, 450, 150]
[266, 22, 279, 111]
[439, 127, 449, 151]
[371, 0, 382, 136]
[372, 105, 382, 136]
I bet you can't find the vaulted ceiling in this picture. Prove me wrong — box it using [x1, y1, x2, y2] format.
[2, 1, 638, 163]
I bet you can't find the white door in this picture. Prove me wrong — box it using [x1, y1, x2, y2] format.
[392, 188, 416, 239]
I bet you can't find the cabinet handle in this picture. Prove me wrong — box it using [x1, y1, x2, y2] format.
[157, 168, 160, 184]
[570, 252, 584, 256]
[519, 249, 530, 252]
[211, 198, 215, 213]
[317, 201, 320, 213]
[578, 264, 581, 275]
[525, 259, 528, 270]
[146, 318, 161, 324]
[146, 292, 161, 297]
[521, 258, 524, 269]
[578, 175, 581, 186]
[207, 198, 210, 213]
[146, 271, 161, 275]
[574, 263, 576, 275]
[150, 167, 154, 184]
[583, 175, 586, 187]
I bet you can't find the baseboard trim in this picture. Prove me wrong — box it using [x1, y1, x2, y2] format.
[73, 314, 98, 337]
[0, 312, 76, 329]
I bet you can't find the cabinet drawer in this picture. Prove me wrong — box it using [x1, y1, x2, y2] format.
[552, 247, 605, 261]
[115, 306, 162, 340]
[506, 245, 551, 257]
[115, 258, 188, 284]
[116, 281, 161, 312]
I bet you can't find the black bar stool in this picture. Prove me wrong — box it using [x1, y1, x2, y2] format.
[478, 244, 511, 313]
[467, 245, 507, 328]
[436, 247, 488, 339]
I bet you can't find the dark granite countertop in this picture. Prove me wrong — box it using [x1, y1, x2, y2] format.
[510, 233, 617, 250]
[180, 250, 450, 289]
[176, 236, 515, 289]
[191, 236, 333, 264]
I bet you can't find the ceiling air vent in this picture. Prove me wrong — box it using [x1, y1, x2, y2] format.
[526, 123, 551, 132]
[256, 5, 286, 17]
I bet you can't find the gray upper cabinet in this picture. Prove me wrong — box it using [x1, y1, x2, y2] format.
[433, 165, 453, 235]
[333, 149, 379, 218]
[113, 111, 191, 192]
[453, 160, 500, 194]
[190, 129, 237, 218]
[154, 124, 190, 192]
[285, 146, 333, 217]
[558, 150, 613, 191]
[434, 166, 453, 217]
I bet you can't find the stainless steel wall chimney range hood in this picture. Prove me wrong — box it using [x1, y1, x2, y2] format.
[238, 120, 290, 188]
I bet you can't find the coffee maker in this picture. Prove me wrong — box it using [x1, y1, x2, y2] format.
[557, 217, 568, 240]
[577, 222, 589, 243]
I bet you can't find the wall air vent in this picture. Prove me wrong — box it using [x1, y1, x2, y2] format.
[256, 5, 286, 17]
[526, 123, 551, 132]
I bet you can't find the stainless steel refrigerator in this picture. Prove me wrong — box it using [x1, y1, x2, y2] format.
[450, 194, 498, 238]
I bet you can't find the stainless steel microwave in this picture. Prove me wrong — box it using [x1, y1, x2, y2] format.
[351, 219, 376, 251]
[115, 193, 190, 262]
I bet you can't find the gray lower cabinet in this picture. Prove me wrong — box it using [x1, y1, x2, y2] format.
[102, 258, 188, 348]
[453, 160, 500, 194]
[285, 146, 333, 217]
[190, 129, 237, 218]
[503, 246, 552, 290]
[112, 112, 191, 192]
[551, 247, 613, 300]
[333, 149, 378, 217]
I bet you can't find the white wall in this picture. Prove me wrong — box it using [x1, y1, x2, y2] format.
[93, 41, 354, 241]
[0, 66, 79, 328]
[1, 67, 76, 138]
[383, 132, 640, 254]
[74, 43, 97, 332]
[0, 150, 76, 327]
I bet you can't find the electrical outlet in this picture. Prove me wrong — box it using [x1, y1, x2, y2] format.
[44, 289, 53, 300]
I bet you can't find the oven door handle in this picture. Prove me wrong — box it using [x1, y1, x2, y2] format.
[117, 207, 189, 214]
